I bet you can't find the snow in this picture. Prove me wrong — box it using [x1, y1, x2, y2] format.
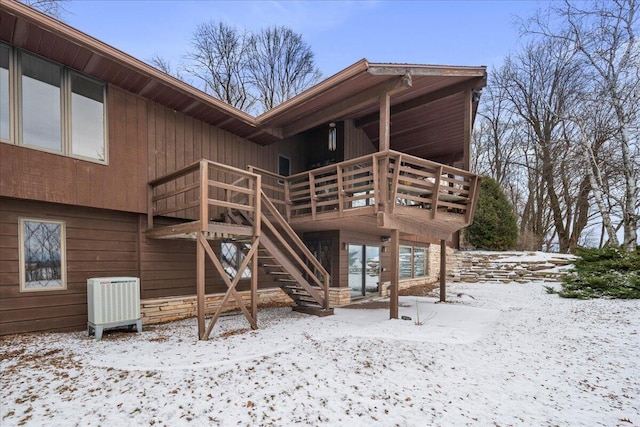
[1, 281, 639, 426]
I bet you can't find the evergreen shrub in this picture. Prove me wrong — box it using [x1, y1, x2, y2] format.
[551, 247, 640, 299]
[465, 176, 518, 251]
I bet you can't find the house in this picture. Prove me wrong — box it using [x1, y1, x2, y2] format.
[0, 1, 486, 339]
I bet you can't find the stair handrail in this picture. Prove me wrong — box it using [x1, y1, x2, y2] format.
[260, 189, 331, 309]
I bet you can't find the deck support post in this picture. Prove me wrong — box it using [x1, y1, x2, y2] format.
[196, 234, 206, 339]
[390, 229, 399, 319]
[440, 239, 446, 302]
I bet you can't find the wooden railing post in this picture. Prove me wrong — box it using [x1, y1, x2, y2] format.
[309, 172, 317, 220]
[199, 160, 209, 231]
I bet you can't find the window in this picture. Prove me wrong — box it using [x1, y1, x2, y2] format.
[70, 72, 106, 161]
[0, 44, 107, 163]
[399, 245, 428, 279]
[278, 155, 290, 185]
[0, 44, 9, 142]
[21, 53, 62, 152]
[221, 241, 251, 279]
[413, 247, 427, 277]
[399, 246, 413, 279]
[19, 218, 67, 292]
[278, 155, 291, 177]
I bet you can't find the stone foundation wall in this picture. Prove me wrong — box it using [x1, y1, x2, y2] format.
[141, 288, 294, 325]
[379, 277, 439, 297]
[329, 287, 352, 306]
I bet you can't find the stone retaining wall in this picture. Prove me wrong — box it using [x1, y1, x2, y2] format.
[449, 251, 575, 283]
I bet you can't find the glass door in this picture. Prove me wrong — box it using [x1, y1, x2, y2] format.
[348, 244, 380, 298]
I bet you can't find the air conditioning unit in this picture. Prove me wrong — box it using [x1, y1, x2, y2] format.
[87, 277, 142, 340]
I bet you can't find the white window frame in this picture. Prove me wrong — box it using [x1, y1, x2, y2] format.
[18, 218, 67, 292]
[0, 43, 108, 164]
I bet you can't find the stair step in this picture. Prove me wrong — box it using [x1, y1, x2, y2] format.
[292, 306, 334, 317]
[292, 295, 319, 302]
[277, 278, 298, 283]
[269, 272, 291, 276]
[261, 264, 283, 268]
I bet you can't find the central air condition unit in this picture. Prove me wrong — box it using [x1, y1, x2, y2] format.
[87, 277, 142, 340]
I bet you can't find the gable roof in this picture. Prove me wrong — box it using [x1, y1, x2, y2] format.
[0, 1, 486, 160]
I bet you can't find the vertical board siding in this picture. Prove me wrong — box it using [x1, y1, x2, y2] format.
[343, 119, 376, 160]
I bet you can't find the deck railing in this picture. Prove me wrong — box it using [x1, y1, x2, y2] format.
[148, 159, 261, 232]
[259, 150, 479, 224]
[148, 150, 480, 231]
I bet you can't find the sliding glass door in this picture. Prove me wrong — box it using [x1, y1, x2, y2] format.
[348, 244, 380, 298]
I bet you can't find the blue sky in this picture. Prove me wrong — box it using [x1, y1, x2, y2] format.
[65, 0, 548, 78]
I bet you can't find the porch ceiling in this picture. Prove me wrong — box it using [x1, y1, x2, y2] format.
[257, 63, 487, 162]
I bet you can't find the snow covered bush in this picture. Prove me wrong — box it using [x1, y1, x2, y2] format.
[554, 247, 640, 299]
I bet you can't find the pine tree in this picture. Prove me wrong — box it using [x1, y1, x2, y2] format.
[466, 177, 518, 250]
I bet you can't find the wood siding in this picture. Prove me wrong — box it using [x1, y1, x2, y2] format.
[0, 198, 282, 335]
[343, 119, 376, 160]
[0, 85, 306, 216]
[0, 198, 139, 334]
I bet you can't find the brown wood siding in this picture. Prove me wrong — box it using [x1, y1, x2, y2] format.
[1, 197, 285, 335]
[0, 198, 139, 335]
[343, 119, 376, 160]
[0, 85, 149, 214]
[1, 81, 309, 218]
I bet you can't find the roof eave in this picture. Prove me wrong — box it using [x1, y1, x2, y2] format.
[1, 0, 258, 127]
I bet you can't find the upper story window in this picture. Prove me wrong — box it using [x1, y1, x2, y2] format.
[1, 43, 107, 163]
[21, 53, 62, 152]
[0, 44, 9, 142]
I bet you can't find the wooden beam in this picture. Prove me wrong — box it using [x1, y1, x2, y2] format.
[379, 93, 391, 151]
[440, 239, 446, 303]
[354, 77, 485, 128]
[367, 65, 486, 77]
[377, 212, 453, 240]
[281, 76, 411, 138]
[390, 229, 400, 319]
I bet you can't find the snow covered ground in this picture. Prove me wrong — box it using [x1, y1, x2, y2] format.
[1, 281, 639, 426]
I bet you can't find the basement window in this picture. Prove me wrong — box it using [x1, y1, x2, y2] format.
[18, 218, 67, 292]
[221, 241, 251, 279]
[399, 245, 428, 279]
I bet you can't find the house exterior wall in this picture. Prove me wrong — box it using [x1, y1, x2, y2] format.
[0, 83, 307, 215]
[0, 197, 286, 335]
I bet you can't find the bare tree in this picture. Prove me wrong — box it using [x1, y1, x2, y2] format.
[149, 53, 185, 81]
[247, 26, 321, 113]
[472, 80, 522, 187]
[529, 0, 640, 250]
[184, 21, 254, 111]
[496, 35, 592, 253]
[21, 0, 68, 19]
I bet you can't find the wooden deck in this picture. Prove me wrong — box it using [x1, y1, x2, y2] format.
[251, 150, 479, 239]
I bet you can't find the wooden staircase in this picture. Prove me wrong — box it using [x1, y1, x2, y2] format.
[227, 190, 334, 317]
